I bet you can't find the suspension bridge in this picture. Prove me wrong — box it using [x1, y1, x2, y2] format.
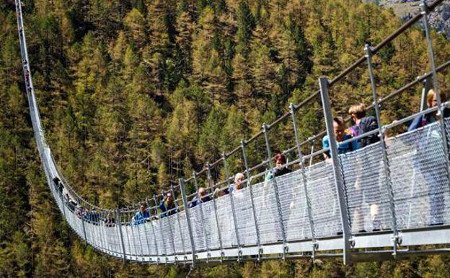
[15, 0, 450, 265]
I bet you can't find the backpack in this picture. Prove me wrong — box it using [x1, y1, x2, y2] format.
[351, 116, 380, 147]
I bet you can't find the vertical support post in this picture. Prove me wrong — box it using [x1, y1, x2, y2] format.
[206, 163, 224, 260]
[153, 195, 168, 261]
[94, 209, 100, 249]
[100, 211, 108, 253]
[240, 141, 262, 259]
[134, 210, 145, 260]
[104, 211, 111, 254]
[164, 188, 177, 259]
[192, 172, 211, 259]
[171, 184, 187, 261]
[309, 140, 315, 166]
[222, 154, 242, 260]
[147, 199, 160, 259]
[421, 0, 441, 100]
[123, 211, 133, 259]
[87, 208, 94, 248]
[365, 44, 400, 255]
[105, 212, 113, 255]
[318, 77, 351, 264]
[88, 209, 94, 248]
[81, 206, 87, 243]
[262, 124, 288, 259]
[127, 211, 137, 259]
[96, 211, 104, 251]
[421, 0, 450, 177]
[420, 77, 433, 112]
[141, 198, 152, 258]
[107, 216, 115, 256]
[180, 178, 196, 266]
[108, 210, 116, 255]
[59, 188, 66, 218]
[289, 104, 317, 255]
[116, 209, 127, 261]
[96, 211, 103, 251]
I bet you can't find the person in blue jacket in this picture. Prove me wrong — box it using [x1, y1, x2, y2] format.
[322, 117, 359, 159]
[132, 202, 150, 225]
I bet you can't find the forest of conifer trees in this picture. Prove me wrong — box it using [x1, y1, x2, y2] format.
[1, 0, 450, 276]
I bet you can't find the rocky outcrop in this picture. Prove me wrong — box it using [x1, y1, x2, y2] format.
[429, 0, 450, 36]
[368, 0, 450, 37]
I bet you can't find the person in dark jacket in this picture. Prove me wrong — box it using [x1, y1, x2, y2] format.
[408, 89, 449, 131]
[105, 212, 115, 227]
[53, 177, 63, 194]
[348, 103, 380, 148]
[408, 89, 446, 226]
[262, 152, 291, 241]
[159, 193, 177, 217]
[347, 104, 380, 232]
[265, 152, 292, 181]
[189, 187, 212, 208]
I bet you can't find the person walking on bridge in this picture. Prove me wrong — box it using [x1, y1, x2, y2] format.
[189, 187, 212, 208]
[263, 153, 292, 242]
[322, 116, 360, 233]
[408, 89, 447, 226]
[322, 116, 358, 159]
[348, 104, 382, 232]
[132, 202, 150, 225]
[159, 192, 177, 218]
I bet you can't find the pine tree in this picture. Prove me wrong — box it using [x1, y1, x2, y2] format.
[145, 0, 177, 95]
[235, 0, 255, 57]
[192, 7, 230, 103]
[231, 1, 255, 108]
[124, 8, 147, 50]
[232, 52, 254, 109]
[249, 21, 281, 111]
[175, 9, 195, 84]
[166, 100, 197, 164]
[87, 0, 123, 40]
[305, 12, 339, 78]
[198, 106, 226, 161]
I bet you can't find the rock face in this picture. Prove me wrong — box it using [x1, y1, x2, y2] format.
[429, 1, 450, 36]
[366, 0, 450, 37]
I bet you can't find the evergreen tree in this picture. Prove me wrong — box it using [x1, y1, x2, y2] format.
[87, 0, 123, 40]
[198, 106, 226, 161]
[192, 7, 230, 103]
[235, 1, 255, 57]
[305, 13, 338, 78]
[166, 100, 198, 163]
[175, 9, 195, 84]
[249, 21, 281, 112]
[124, 8, 147, 50]
[145, 0, 177, 94]
[231, 1, 255, 108]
